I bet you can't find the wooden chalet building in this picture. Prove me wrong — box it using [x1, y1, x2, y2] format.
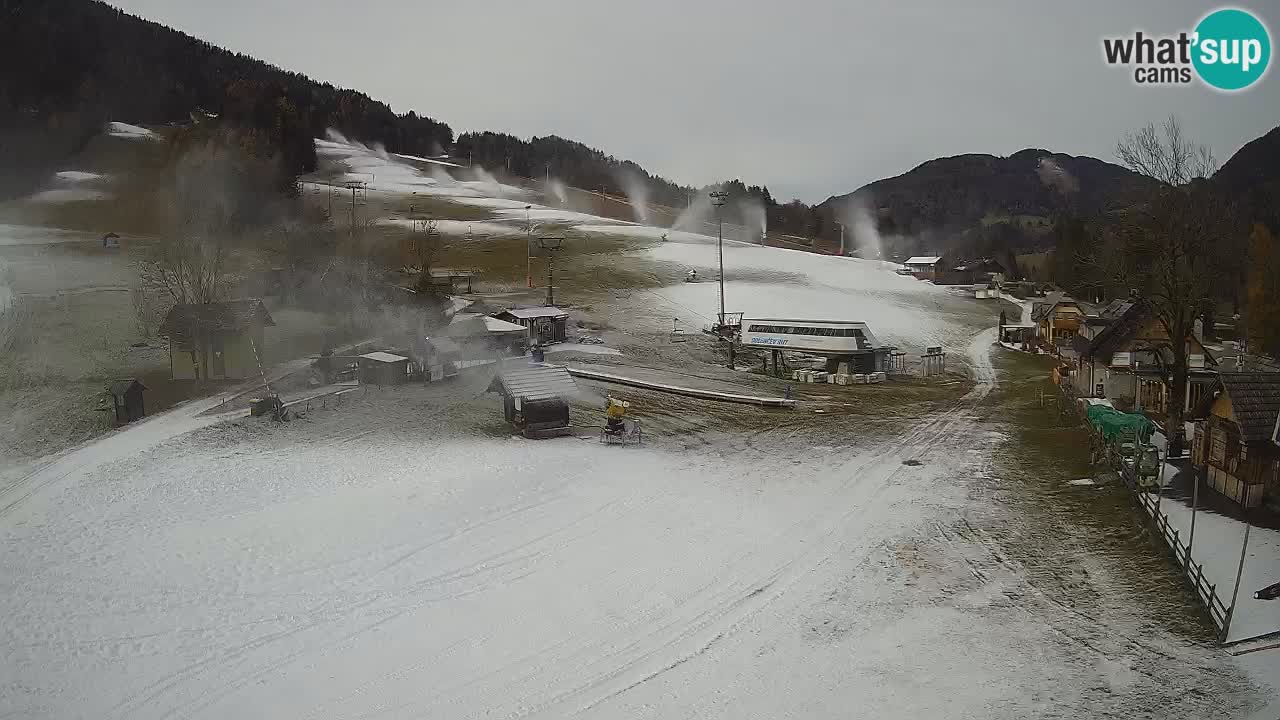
[160, 300, 274, 382]
[1070, 301, 1215, 418]
[1190, 372, 1280, 509]
[1031, 298, 1085, 353]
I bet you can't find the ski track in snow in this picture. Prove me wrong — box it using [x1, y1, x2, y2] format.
[2, 139, 1271, 714]
[0, 323, 1008, 719]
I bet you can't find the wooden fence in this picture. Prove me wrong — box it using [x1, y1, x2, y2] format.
[1047, 381, 1233, 638]
[1127, 476, 1231, 634]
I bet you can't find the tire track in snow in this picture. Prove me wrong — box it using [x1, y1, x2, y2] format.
[498, 327, 1004, 718]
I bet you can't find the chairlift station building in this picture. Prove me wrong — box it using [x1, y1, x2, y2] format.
[741, 318, 895, 374]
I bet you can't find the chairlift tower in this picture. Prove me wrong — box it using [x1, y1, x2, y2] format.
[539, 235, 565, 306]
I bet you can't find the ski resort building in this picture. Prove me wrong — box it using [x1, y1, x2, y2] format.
[741, 318, 894, 375]
[160, 299, 274, 382]
[903, 256, 946, 280]
[495, 306, 570, 346]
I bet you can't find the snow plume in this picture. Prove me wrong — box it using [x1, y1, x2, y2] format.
[428, 165, 455, 184]
[547, 178, 568, 205]
[1037, 157, 1078, 195]
[466, 166, 502, 191]
[836, 196, 884, 259]
[615, 169, 651, 224]
[673, 191, 714, 233]
[325, 128, 362, 149]
[737, 196, 767, 245]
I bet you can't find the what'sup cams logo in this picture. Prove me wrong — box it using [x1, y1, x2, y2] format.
[1103, 7, 1271, 90]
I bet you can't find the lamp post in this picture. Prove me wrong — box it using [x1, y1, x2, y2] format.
[525, 205, 534, 289]
[710, 191, 728, 326]
[539, 236, 564, 306]
[1223, 483, 1255, 642]
[709, 190, 734, 370]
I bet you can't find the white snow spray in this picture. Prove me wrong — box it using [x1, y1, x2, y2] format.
[466, 166, 504, 195]
[616, 170, 650, 224]
[737, 197, 767, 245]
[837, 197, 883, 259]
[1037, 157, 1078, 195]
[674, 192, 713, 233]
[547, 178, 568, 205]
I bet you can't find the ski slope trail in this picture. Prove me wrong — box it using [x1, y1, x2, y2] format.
[0, 326, 996, 719]
[1, 320, 1261, 717]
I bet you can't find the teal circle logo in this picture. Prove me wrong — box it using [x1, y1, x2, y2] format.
[1192, 8, 1271, 90]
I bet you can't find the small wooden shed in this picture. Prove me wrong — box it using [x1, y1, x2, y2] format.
[488, 361, 578, 438]
[107, 378, 146, 425]
[358, 351, 410, 385]
[495, 306, 570, 346]
[423, 337, 462, 381]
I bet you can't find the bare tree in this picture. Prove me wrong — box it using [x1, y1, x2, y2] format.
[130, 275, 170, 339]
[1115, 116, 1217, 187]
[1096, 116, 1240, 452]
[139, 232, 230, 306]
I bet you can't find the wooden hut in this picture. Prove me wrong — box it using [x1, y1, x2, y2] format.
[107, 378, 146, 425]
[495, 307, 569, 346]
[358, 351, 410, 385]
[488, 361, 577, 438]
[160, 300, 274, 381]
[1189, 372, 1280, 509]
[423, 337, 462, 381]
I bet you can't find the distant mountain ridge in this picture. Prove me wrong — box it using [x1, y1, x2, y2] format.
[1213, 125, 1280, 232]
[814, 125, 1280, 257]
[819, 149, 1157, 242]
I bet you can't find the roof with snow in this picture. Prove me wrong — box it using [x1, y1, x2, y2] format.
[160, 300, 274, 342]
[952, 258, 1006, 273]
[491, 362, 578, 401]
[1031, 298, 1081, 323]
[359, 351, 409, 364]
[107, 121, 159, 141]
[447, 313, 527, 337]
[1084, 302, 1147, 358]
[903, 256, 943, 266]
[500, 306, 568, 320]
[425, 336, 461, 356]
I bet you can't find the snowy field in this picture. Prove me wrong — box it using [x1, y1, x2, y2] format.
[1154, 496, 1280, 642]
[2, 276, 1276, 718]
[1, 127, 1277, 718]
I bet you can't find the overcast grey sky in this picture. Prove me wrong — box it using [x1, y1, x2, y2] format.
[108, 0, 1277, 203]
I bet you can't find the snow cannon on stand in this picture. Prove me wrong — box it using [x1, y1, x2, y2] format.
[600, 396, 641, 445]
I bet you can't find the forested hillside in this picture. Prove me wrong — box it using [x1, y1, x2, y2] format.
[0, 0, 834, 235]
[0, 0, 452, 197]
[819, 149, 1157, 253]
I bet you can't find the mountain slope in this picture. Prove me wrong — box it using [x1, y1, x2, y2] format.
[1213, 125, 1280, 232]
[820, 149, 1156, 242]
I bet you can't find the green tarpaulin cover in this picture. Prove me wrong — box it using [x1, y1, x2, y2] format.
[1086, 404, 1155, 443]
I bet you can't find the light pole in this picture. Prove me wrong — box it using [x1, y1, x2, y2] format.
[539, 236, 564, 306]
[836, 221, 845, 256]
[709, 190, 734, 369]
[709, 191, 728, 326]
[525, 205, 534, 289]
[1223, 483, 1255, 642]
